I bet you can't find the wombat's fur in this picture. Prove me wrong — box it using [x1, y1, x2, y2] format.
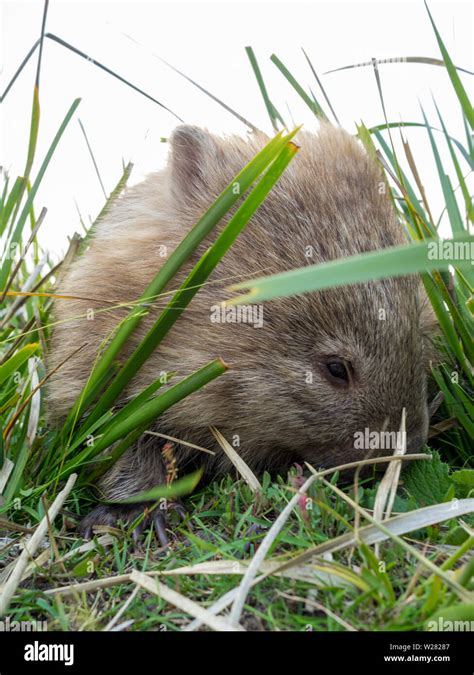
[47, 123, 436, 536]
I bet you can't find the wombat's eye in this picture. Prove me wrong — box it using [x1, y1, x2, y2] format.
[325, 358, 351, 384]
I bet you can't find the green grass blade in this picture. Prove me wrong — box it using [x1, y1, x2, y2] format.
[228, 234, 474, 304]
[91, 372, 174, 438]
[372, 128, 432, 229]
[423, 273, 472, 382]
[0, 343, 38, 387]
[0, 177, 23, 237]
[270, 54, 327, 119]
[424, 1, 474, 129]
[420, 105, 464, 238]
[246, 46, 285, 131]
[56, 359, 227, 482]
[432, 99, 474, 224]
[109, 469, 203, 504]
[0, 98, 81, 294]
[369, 121, 473, 170]
[432, 368, 474, 438]
[302, 48, 340, 125]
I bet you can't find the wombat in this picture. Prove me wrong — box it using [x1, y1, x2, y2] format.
[47, 122, 437, 542]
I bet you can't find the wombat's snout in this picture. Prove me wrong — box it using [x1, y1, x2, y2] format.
[406, 430, 428, 454]
[406, 404, 430, 453]
[374, 401, 430, 457]
[307, 344, 431, 465]
[391, 405, 430, 455]
[328, 407, 430, 472]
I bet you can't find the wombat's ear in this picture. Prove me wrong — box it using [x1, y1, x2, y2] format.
[168, 125, 216, 200]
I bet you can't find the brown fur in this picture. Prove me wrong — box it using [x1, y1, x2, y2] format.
[47, 123, 436, 521]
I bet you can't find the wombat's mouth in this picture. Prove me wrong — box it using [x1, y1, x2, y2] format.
[305, 423, 430, 473]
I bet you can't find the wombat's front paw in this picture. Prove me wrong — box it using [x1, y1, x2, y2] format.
[79, 501, 188, 547]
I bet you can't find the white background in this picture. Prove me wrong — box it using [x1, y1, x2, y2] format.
[2, 0, 473, 258]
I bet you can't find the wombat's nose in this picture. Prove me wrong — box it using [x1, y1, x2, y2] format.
[398, 402, 429, 454]
[406, 430, 428, 454]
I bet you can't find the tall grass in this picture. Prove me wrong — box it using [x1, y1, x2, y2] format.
[0, 0, 472, 631]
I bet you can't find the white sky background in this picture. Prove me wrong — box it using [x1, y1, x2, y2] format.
[1, 0, 473, 260]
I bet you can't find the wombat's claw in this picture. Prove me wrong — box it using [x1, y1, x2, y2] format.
[80, 523, 93, 540]
[79, 501, 188, 547]
[243, 523, 267, 554]
[150, 501, 189, 547]
[78, 503, 141, 539]
[130, 514, 167, 548]
[152, 512, 169, 547]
